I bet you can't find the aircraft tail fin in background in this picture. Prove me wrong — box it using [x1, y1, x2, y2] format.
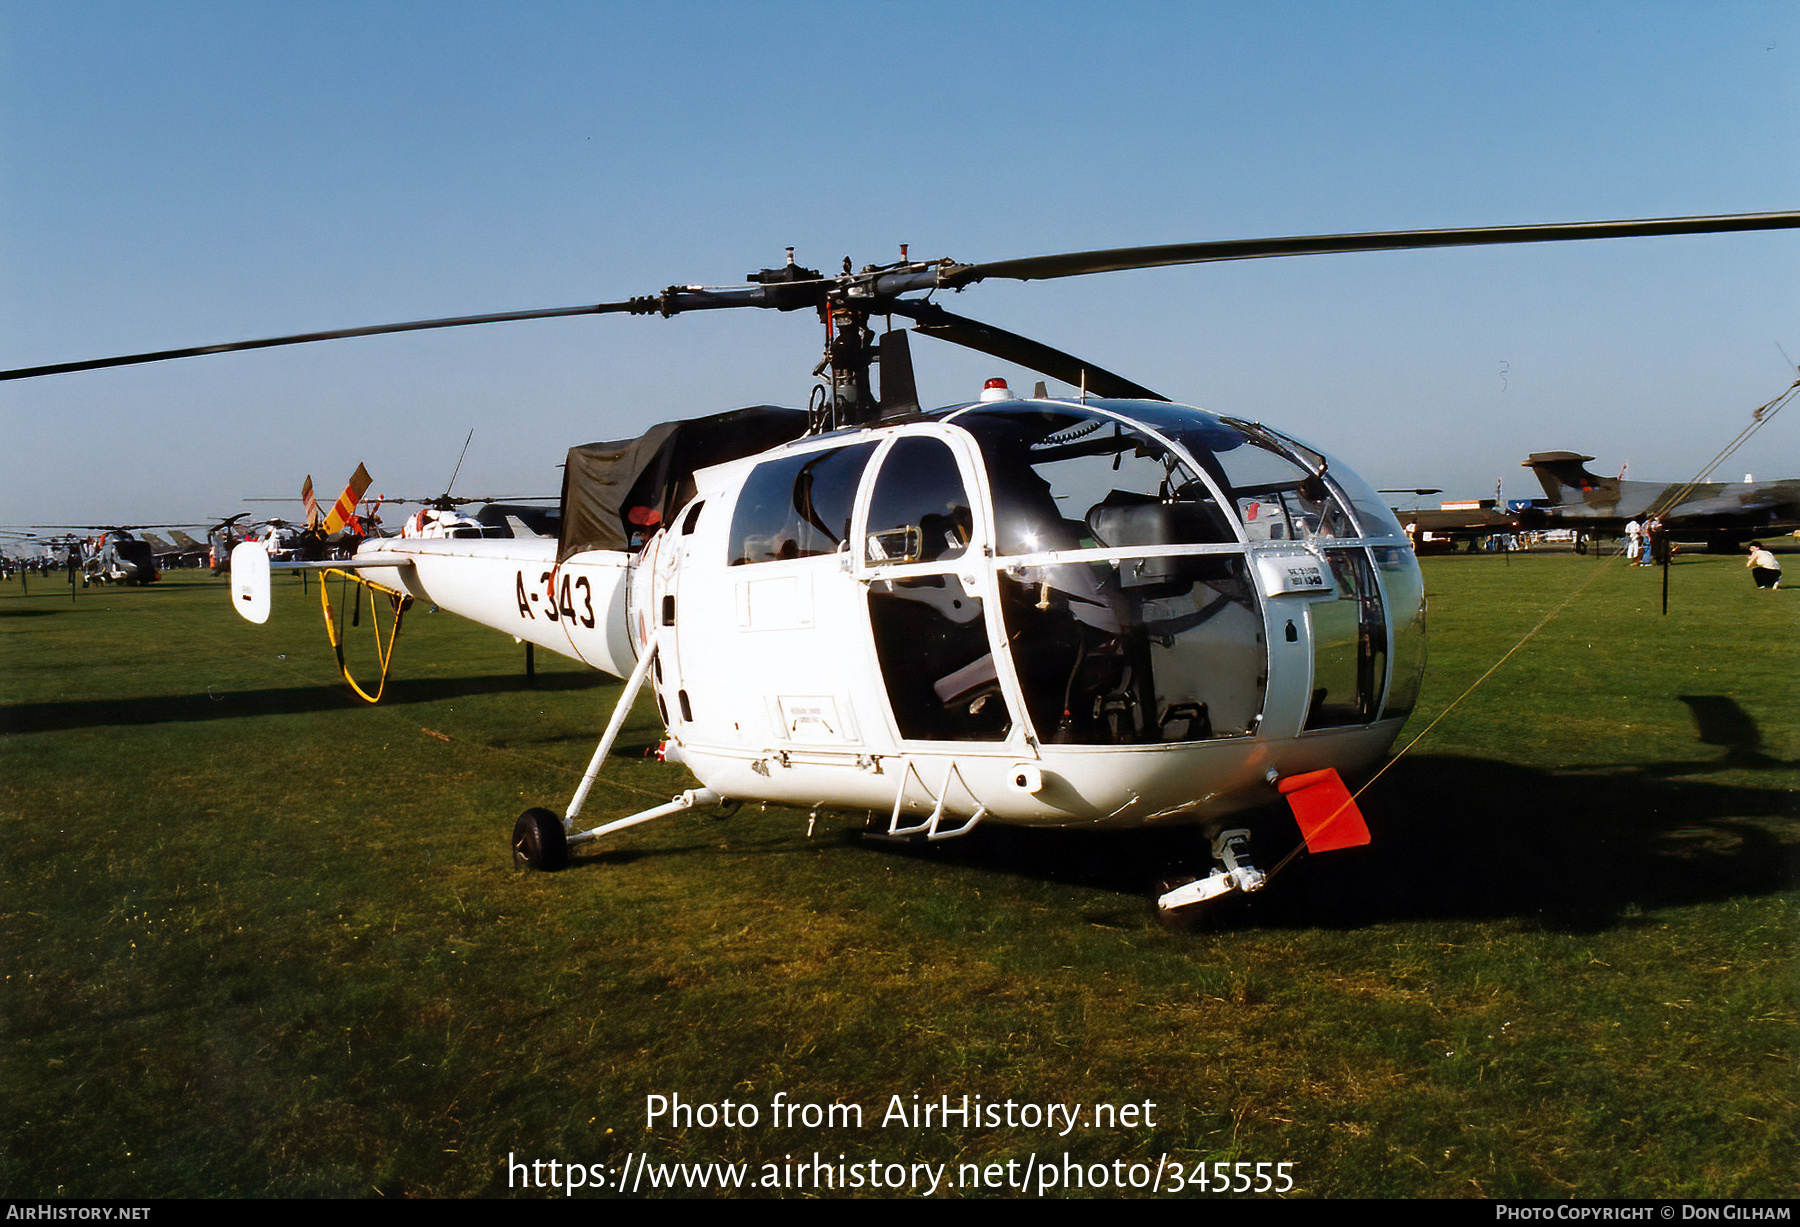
[323, 464, 372, 535]
[1521, 451, 1615, 506]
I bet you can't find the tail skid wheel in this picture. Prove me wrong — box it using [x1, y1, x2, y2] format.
[512, 807, 570, 871]
[1153, 876, 1251, 931]
[1154, 876, 1202, 931]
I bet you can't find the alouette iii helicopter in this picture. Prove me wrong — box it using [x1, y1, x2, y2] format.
[8, 212, 1796, 917]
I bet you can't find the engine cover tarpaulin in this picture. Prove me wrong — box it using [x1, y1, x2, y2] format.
[557, 405, 807, 561]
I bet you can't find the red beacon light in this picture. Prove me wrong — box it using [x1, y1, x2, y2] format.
[978, 377, 1012, 403]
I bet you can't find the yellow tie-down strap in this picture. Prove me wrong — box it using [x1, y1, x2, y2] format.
[319, 568, 415, 704]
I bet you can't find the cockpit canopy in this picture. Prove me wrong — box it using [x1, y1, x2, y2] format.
[712, 398, 1423, 749]
[945, 400, 1406, 551]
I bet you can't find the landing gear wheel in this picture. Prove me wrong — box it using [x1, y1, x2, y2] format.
[512, 807, 569, 871]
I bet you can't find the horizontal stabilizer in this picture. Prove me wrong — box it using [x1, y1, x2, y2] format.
[1278, 768, 1370, 852]
[230, 541, 271, 623]
[271, 552, 414, 571]
[231, 542, 416, 623]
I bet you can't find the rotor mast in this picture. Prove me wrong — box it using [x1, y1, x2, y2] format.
[749, 248, 900, 431]
[824, 298, 877, 427]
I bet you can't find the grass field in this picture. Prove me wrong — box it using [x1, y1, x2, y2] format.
[2, 548, 1794, 1198]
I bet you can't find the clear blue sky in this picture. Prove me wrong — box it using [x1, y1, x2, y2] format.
[3, 1, 1795, 529]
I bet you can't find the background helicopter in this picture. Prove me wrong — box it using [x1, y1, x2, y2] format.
[16, 523, 209, 585]
[204, 514, 251, 574]
[384, 431, 559, 539]
[248, 442, 557, 542]
[239, 466, 386, 562]
[12, 211, 1795, 916]
[0, 530, 72, 583]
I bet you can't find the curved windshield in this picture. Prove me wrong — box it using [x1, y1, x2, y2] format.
[953, 407, 1236, 555]
[1097, 403, 1399, 542]
[924, 402, 1420, 742]
[1319, 457, 1409, 542]
[1373, 545, 1427, 718]
[996, 555, 1265, 744]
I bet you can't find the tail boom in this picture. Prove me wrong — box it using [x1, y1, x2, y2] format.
[230, 537, 637, 680]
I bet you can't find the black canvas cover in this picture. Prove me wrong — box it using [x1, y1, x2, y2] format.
[558, 405, 808, 561]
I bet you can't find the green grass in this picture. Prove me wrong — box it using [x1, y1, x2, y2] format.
[1, 552, 1794, 1198]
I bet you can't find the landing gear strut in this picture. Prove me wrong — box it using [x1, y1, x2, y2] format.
[1154, 828, 1266, 922]
[507, 636, 734, 872]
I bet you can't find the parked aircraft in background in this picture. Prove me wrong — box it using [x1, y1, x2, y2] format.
[143, 531, 208, 569]
[1516, 452, 1800, 553]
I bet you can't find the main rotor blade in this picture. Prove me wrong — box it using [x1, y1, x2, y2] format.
[891, 302, 1166, 401]
[9, 211, 1792, 382]
[0, 301, 654, 381]
[1, 279, 820, 381]
[942, 212, 1800, 287]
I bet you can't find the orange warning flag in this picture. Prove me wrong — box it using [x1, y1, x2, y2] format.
[323, 463, 371, 535]
[1277, 767, 1371, 852]
[302, 475, 319, 529]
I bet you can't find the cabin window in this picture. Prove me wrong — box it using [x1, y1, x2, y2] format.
[1208, 438, 1357, 543]
[729, 442, 878, 565]
[863, 436, 974, 564]
[1110, 406, 1377, 543]
[861, 435, 1007, 740]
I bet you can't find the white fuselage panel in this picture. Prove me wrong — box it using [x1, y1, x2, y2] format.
[355, 537, 636, 678]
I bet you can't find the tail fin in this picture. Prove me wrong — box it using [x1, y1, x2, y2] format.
[323, 464, 371, 534]
[1521, 451, 1616, 505]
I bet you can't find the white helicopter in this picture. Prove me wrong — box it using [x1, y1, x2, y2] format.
[8, 212, 1796, 916]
